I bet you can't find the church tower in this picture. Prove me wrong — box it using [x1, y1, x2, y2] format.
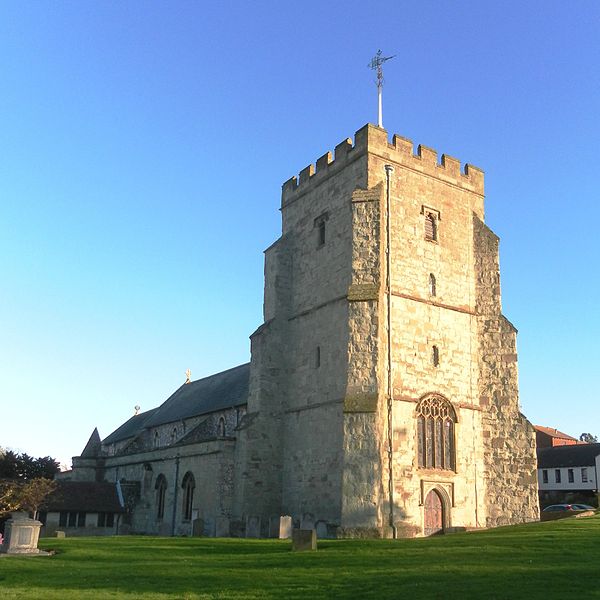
[234, 124, 539, 536]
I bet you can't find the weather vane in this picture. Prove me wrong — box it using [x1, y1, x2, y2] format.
[185, 368, 191, 384]
[368, 50, 395, 128]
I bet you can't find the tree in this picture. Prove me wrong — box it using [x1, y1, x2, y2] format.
[0, 478, 57, 519]
[0, 448, 60, 520]
[579, 433, 598, 443]
[0, 481, 22, 515]
[0, 451, 59, 481]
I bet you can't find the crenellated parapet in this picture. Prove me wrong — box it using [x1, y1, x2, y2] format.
[281, 124, 484, 207]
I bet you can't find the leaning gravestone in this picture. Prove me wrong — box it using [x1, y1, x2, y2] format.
[0, 512, 48, 556]
[291, 528, 317, 551]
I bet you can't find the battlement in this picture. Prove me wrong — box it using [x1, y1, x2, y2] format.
[281, 124, 484, 206]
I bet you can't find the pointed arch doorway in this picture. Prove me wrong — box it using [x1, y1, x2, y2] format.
[424, 489, 444, 536]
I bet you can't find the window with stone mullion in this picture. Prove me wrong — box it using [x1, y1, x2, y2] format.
[416, 396, 456, 471]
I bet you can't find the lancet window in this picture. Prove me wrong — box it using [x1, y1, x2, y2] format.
[155, 474, 167, 520]
[182, 472, 195, 522]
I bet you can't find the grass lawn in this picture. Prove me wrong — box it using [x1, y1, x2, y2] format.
[1, 515, 599, 599]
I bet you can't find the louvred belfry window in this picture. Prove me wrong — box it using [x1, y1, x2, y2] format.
[425, 212, 438, 242]
[416, 395, 456, 471]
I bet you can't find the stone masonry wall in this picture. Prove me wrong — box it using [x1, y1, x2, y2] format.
[340, 183, 384, 535]
[237, 138, 370, 532]
[361, 123, 488, 534]
[474, 216, 539, 526]
[98, 440, 236, 536]
[239, 123, 537, 536]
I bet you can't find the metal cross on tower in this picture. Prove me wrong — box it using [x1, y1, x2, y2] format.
[368, 50, 395, 128]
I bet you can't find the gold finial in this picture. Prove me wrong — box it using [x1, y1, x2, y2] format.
[185, 369, 191, 384]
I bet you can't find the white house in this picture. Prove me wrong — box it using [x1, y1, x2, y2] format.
[537, 443, 600, 506]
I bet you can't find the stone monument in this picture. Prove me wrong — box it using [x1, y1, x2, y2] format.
[0, 512, 48, 556]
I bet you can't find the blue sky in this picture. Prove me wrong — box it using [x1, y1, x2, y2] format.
[1, 1, 598, 466]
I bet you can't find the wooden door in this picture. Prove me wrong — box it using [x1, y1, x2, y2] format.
[424, 490, 444, 536]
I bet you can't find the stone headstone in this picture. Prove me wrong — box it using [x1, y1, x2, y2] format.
[279, 515, 293, 539]
[215, 516, 230, 537]
[55, 531, 66, 538]
[300, 514, 314, 530]
[315, 520, 329, 539]
[245, 515, 261, 538]
[0, 512, 45, 555]
[268, 515, 292, 539]
[292, 528, 317, 551]
[192, 518, 204, 537]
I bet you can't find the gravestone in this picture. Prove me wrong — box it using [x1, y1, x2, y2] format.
[192, 518, 204, 537]
[0, 512, 47, 555]
[279, 516, 293, 539]
[268, 515, 292, 539]
[245, 515, 261, 538]
[55, 531, 66, 538]
[315, 520, 329, 539]
[291, 528, 317, 551]
[300, 514, 314, 530]
[215, 516, 230, 537]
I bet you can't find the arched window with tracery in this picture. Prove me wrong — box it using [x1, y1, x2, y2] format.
[155, 474, 167, 520]
[416, 396, 456, 471]
[181, 472, 195, 521]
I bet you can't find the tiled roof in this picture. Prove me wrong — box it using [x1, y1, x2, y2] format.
[102, 363, 249, 446]
[43, 481, 125, 513]
[143, 363, 249, 428]
[102, 408, 159, 445]
[535, 425, 579, 441]
[537, 443, 600, 468]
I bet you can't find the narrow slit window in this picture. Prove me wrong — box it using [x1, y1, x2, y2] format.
[432, 345, 440, 367]
[314, 212, 329, 248]
[542, 469, 548, 484]
[555, 469, 561, 483]
[316, 346, 321, 368]
[429, 273, 437, 296]
[568, 469, 574, 483]
[318, 220, 326, 246]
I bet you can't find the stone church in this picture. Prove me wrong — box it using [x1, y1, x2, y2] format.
[61, 123, 539, 537]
